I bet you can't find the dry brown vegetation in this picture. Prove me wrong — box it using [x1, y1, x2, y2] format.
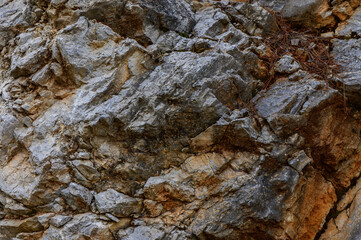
[261, 12, 341, 88]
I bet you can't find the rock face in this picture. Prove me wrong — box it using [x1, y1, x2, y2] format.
[332, 38, 361, 106]
[320, 177, 361, 240]
[0, 0, 360, 239]
[94, 189, 142, 217]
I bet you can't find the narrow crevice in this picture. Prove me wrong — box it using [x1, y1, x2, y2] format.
[314, 174, 361, 240]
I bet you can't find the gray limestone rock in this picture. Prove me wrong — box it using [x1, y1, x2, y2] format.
[52, 17, 123, 85]
[2, 13, 256, 206]
[60, 183, 93, 211]
[0, 0, 33, 30]
[288, 150, 312, 173]
[190, 108, 276, 152]
[0, 0, 36, 50]
[0, 142, 48, 207]
[282, 0, 324, 18]
[105, 213, 119, 222]
[0, 0, 360, 239]
[118, 226, 165, 240]
[282, 0, 335, 28]
[332, 39, 361, 106]
[94, 189, 142, 217]
[71, 160, 100, 182]
[275, 55, 301, 74]
[144, 170, 195, 202]
[193, 8, 230, 38]
[335, 6, 361, 37]
[10, 30, 50, 78]
[42, 213, 112, 240]
[49, 215, 72, 228]
[137, 0, 196, 34]
[65, 0, 125, 33]
[258, 0, 287, 11]
[0, 114, 21, 165]
[221, 2, 278, 36]
[80, 49, 252, 141]
[254, 79, 340, 135]
[64, 0, 195, 44]
[190, 166, 300, 239]
[31, 64, 52, 87]
[50, 0, 67, 6]
[2, 200, 32, 216]
[117, 224, 192, 240]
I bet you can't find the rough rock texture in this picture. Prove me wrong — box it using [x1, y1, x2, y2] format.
[282, 0, 336, 28]
[332, 38, 361, 106]
[0, 0, 360, 240]
[320, 177, 361, 240]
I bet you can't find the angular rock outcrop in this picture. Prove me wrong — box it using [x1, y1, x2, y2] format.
[332, 38, 361, 106]
[94, 189, 142, 217]
[320, 177, 361, 240]
[0, 0, 360, 239]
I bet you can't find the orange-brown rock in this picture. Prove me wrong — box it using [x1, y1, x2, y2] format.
[304, 106, 361, 189]
[350, 0, 361, 8]
[320, 177, 361, 240]
[333, 1, 354, 21]
[282, 167, 337, 240]
[0, 0, 361, 239]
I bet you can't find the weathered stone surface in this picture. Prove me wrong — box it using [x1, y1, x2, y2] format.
[71, 160, 100, 183]
[288, 150, 312, 173]
[333, 1, 354, 21]
[321, 177, 361, 240]
[274, 54, 301, 74]
[136, 0, 196, 34]
[64, 0, 125, 32]
[221, 1, 278, 36]
[190, 109, 276, 152]
[109, 218, 131, 233]
[144, 169, 195, 202]
[258, 0, 287, 11]
[49, 215, 72, 228]
[60, 183, 93, 211]
[0, 214, 53, 239]
[53, 17, 130, 85]
[42, 213, 112, 240]
[94, 189, 142, 217]
[0, 0, 35, 48]
[254, 78, 361, 189]
[335, 6, 361, 37]
[143, 200, 163, 217]
[254, 79, 340, 135]
[331, 39, 361, 106]
[283, 0, 324, 18]
[0, 191, 32, 216]
[118, 226, 165, 240]
[0, 114, 21, 165]
[0, 0, 360, 239]
[0, 150, 43, 206]
[193, 8, 230, 38]
[117, 224, 192, 240]
[60, 0, 195, 44]
[10, 30, 50, 78]
[282, 167, 336, 240]
[282, 0, 336, 28]
[0, 0, 33, 30]
[190, 166, 300, 239]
